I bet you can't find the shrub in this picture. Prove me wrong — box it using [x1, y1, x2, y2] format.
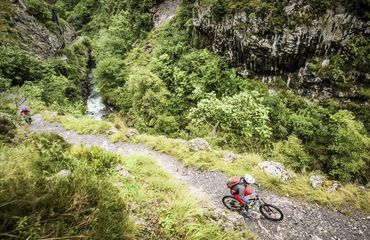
[27, 0, 52, 24]
[0, 46, 47, 86]
[327, 110, 370, 182]
[0, 114, 16, 143]
[189, 91, 271, 148]
[0, 76, 11, 93]
[274, 135, 311, 172]
[154, 115, 180, 134]
[27, 132, 72, 175]
[123, 69, 170, 130]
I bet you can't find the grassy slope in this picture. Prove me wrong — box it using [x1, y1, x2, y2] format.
[0, 133, 253, 239]
[72, 146, 254, 239]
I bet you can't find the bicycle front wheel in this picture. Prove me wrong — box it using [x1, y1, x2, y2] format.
[259, 204, 284, 221]
[222, 196, 243, 211]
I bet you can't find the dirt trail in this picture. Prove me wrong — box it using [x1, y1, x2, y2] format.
[30, 115, 370, 240]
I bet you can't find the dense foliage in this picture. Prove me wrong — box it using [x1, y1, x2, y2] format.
[72, 0, 370, 183]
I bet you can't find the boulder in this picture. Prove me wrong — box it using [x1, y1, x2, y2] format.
[126, 129, 138, 138]
[327, 181, 341, 192]
[221, 152, 241, 163]
[107, 127, 119, 135]
[114, 164, 131, 178]
[310, 175, 326, 188]
[189, 138, 211, 151]
[56, 169, 71, 177]
[321, 59, 330, 67]
[113, 182, 124, 188]
[257, 161, 292, 181]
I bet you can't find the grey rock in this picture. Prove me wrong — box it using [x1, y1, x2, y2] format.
[192, 2, 366, 101]
[56, 169, 71, 177]
[311, 236, 323, 240]
[189, 138, 211, 151]
[5, 1, 75, 58]
[257, 161, 293, 181]
[113, 182, 124, 188]
[310, 175, 326, 188]
[126, 129, 138, 138]
[321, 59, 330, 67]
[152, 0, 180, 28]
[114, 164, 131, 178]
[221, 152, 241, 162]
[327, 181, 342, 192]
[108, 127, 119, 135]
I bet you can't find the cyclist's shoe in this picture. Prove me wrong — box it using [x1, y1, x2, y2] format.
[241, 210, 252, 218]
[246, 203, 253, 209]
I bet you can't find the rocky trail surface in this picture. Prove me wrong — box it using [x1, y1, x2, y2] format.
[30, 115, 370, 240]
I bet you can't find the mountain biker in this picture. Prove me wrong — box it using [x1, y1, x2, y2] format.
[20, 106, 30, 116]
[229, 174, 260, 218]
[20, 106, 31, 123]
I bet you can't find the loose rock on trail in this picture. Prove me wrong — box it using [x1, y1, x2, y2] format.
[30, 115, 370, 240]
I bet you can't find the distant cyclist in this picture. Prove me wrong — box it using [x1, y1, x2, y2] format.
[227, 174, 260, 217]
[20, 106, 31, 124]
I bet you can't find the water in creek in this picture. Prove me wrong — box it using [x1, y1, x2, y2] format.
[86, 90, 106, 120]
[86, 72, 106, 120]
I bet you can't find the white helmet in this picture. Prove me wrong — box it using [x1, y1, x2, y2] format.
[243, 174, 255, 184]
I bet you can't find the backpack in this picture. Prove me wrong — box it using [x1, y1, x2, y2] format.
[226, 176, 241, 189]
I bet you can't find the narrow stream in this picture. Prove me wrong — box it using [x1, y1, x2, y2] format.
[86, 72, 106, 120]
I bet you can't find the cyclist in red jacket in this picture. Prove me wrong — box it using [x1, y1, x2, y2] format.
[229, 174, 260, 217]
[20, 106, 31, 124]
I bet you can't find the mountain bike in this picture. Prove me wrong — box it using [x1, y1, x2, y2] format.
[222, 191, 284, 221]
[21, 114, 32, 124]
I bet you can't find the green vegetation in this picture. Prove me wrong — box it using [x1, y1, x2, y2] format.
[27, 0, 52, 25]
[44, 113, 113, 134]
[23, 0, 369, 186]
[0, 132, 137, 239]
[1, 1, 370, 237]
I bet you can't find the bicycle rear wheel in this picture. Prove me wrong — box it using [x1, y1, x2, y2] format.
[259, 204, 284, 221]
[222, 196, 243, 211]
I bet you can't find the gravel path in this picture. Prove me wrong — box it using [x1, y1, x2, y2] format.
[30, 115, 370, 240]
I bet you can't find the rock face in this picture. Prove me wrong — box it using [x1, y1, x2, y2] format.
[310, 175, 326, 188]
[1, 0, 75, 58]
[189, 138, 211, 151]
[221, 152, 241, 163]
[193, 0, 368, 98]
[257, 161, 293, 181]
[152, 0, 180, 28]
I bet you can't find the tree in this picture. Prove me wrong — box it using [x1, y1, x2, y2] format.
[328, 110, 370, 182]
[189, 91, 271, 148]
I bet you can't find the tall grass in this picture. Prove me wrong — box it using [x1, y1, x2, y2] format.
[0, 134, 137, 239]
[43, 113, 113, 134]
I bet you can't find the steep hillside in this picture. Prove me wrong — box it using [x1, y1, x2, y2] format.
[1, 1, 370, 239]
[0, 0, 75, 58]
